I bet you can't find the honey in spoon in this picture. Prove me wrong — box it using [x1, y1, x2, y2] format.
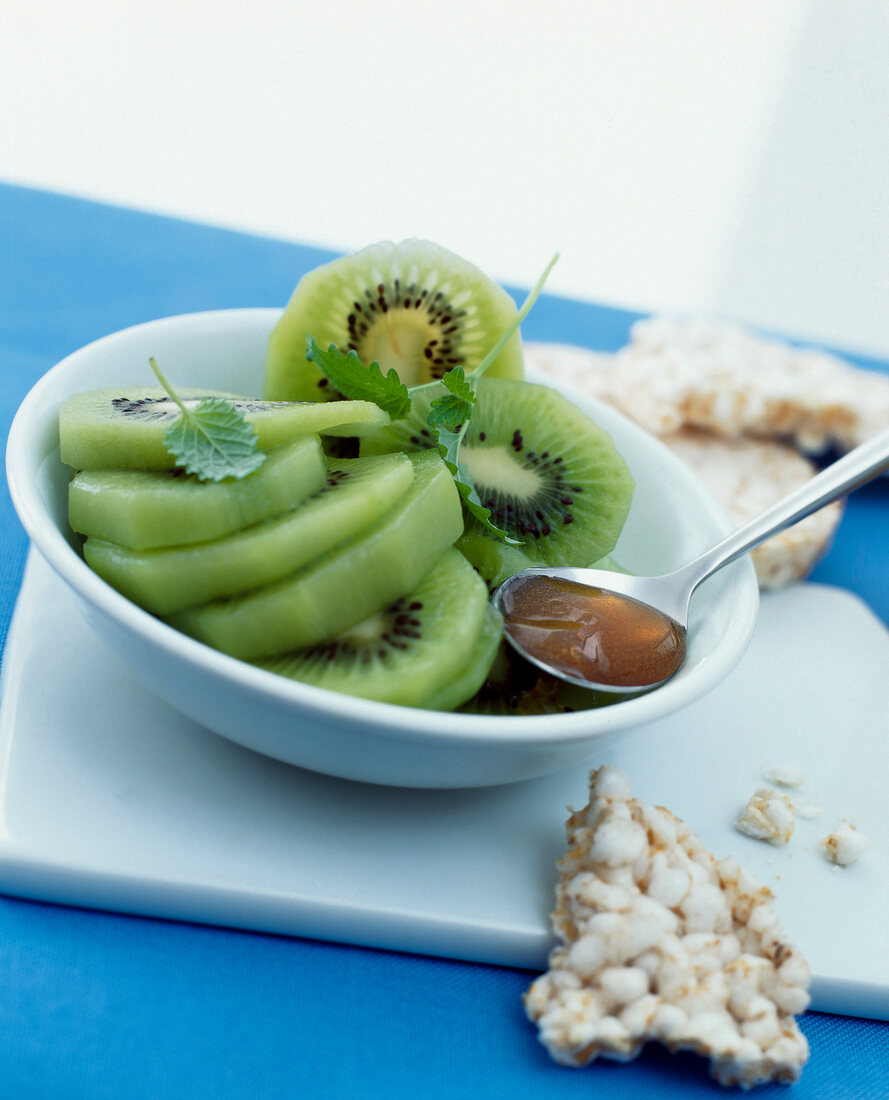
[499, 574, 686, 690]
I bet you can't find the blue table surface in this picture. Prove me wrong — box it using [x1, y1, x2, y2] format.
[1, 183, 887, 1098]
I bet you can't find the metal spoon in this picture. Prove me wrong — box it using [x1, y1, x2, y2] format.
[492, 426, 889, 694]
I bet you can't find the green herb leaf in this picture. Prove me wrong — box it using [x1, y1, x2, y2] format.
[426, 366, 476, 434]
[305, 337, 411, 420]
[149, 358, 266, 482]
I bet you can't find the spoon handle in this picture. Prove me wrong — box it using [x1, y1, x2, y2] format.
[676, 426, 889, 593]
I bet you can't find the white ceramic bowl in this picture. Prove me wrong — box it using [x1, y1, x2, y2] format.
[7, 310, 758, 787]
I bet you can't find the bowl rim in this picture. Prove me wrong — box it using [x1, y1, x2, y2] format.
[6, 308, 759, 747]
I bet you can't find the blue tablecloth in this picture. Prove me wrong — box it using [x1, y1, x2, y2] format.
[1, 183, 887, 1098]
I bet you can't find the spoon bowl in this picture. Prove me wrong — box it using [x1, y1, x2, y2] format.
[494, 426, 889, 694]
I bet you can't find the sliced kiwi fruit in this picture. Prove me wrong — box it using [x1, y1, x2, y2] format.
[421, 603, 504, 712]
[168, 449, 464, 660]
[69, 434, 326, 550]
[264, 239, 525, 402]
[362, 377, 634, 571]
[253, 549, 493, 708]
[82, 452, 415, 614]
[59, 387, 389, 471]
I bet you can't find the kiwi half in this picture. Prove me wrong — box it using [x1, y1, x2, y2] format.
[59, 387, 389, 471]
[253, 549, 494, 708]
[264, 239, 525, 402]
[363, 377, 635, 576]
[82, 452, 414, 614]
[69, 433, 327, 550]
[168, 450, 464, 660]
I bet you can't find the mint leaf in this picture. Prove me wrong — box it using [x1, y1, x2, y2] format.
[426, 366, 476, 434]
[306, 337, 411, 420]
[149, 358, 266, 482]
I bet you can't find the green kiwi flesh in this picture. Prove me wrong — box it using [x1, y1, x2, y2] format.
[361, 377, 634, 572]
[264, 239, 525, 402]
[69, 434, 326, 550]
[420, 603, 504, 712]
[59, 387, 389, 471]
[83, 452, 414, 614]
[253, 549, 493, 708]
[168, 449, 464, 659]
[454, 533, 536, 593]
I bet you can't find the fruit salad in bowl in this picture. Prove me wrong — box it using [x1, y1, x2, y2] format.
[6, 242, 758, 786]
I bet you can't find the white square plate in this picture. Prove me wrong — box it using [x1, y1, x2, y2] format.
[1, 551, 887, 1019]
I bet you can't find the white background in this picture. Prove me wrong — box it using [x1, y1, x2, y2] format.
[2, 1, 889, 355]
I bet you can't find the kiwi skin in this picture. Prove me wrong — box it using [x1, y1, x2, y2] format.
[265, 239, 525, 402]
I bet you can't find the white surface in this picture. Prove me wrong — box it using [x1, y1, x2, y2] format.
[1, 552, 887, 1020]
[3, 1, 889, 355]
[5, 308, 757, 787]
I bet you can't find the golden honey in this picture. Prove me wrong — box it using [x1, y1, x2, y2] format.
[500, 575, 686, 689]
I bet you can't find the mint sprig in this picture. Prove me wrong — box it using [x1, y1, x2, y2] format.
[305, 337, 411, 420]
[149, 358, 266, 482]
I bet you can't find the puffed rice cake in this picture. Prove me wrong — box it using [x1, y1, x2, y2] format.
[522, 322, 882, 587]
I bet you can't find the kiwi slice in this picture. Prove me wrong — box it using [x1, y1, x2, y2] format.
[82, 452, 414, 614]
[253, 549, 493, 708]
[70, 434, 326, 550]
[421, 603, 504, 712]
[264, 239, 525, 402]
[168, 450, 464, 660]
[59, 387, 389, 470]
[363, 377, 635, 570]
